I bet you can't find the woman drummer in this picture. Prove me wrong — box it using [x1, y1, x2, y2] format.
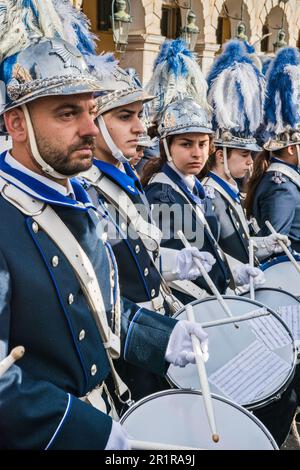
[245, 47, 300, 253]
[200, 40, 290, 264]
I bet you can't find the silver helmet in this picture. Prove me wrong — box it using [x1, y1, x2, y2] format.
[158, 97, 213, 139]
[0, 37, 105, 117]
[95, 65, 154, 116]
[0, 1, 106, 179]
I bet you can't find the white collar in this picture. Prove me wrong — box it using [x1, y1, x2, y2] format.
[6, 152, 76, 198]
[168, 162, 196, 191]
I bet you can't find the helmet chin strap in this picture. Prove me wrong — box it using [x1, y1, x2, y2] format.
[97, 115, 131, 164]
[22, 105, 76, 180]
[162, 137, 172, 162]
[296, 144, 300, 170]
[222, 145, 232, 179]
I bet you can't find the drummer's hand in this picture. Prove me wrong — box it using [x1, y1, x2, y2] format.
[165, 320, 209, 367]
[263, 233, 291, 254]
[233, 264, 266, 287]
[174, 248, 216, 281]
[105, 420, 131, 450]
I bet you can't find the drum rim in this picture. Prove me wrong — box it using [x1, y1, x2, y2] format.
[260, 254, 300, 271]
[240, 286, 300, 304]
[169, 296, 297, 409]
[120, 388, 278, 449]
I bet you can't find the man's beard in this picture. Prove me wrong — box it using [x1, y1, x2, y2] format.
[33, 135, 96, 176]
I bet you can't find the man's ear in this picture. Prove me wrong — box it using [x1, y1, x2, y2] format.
[4, 108, 27, 143]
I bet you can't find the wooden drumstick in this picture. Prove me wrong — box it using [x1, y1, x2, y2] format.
[265, 221, 300, 274]
[177, 230, 238, 327]
[129, 439, 204, 450]
[185, 303, 219, 443]
[0, 346, 25, 378]
[249, 239, 255, 301]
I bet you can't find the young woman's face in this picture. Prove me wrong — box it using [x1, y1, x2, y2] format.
[169, 132, 211, 175]
[227, 148, 253, 178]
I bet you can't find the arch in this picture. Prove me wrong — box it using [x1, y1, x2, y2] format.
[261, 5, 289, 53]
[211, 0, 255, 46]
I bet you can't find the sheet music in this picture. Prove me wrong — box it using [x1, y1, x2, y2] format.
[208, 340, 291, 404]
[276, 304, 300, 341]
[249, 313, 291, 350]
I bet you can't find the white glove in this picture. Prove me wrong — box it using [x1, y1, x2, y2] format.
[253, 233, 291, 260]
[233, 264, 266, 287]
[173, 247, 216, 281]
[105, 420, 131, 450]
[165, 320, 209, 367]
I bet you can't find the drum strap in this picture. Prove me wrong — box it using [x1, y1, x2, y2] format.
[202, 176, 250, 237]
[0, 177, 131, 404]
[267, 163, 300, 190]
[150, 172, 236, 290]
[83, 166, 182, 313]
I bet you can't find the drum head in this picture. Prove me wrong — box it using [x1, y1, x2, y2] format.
[168, 296, 296, 409]
[120, 390, 278, 450]
[261, 255, 300, 298]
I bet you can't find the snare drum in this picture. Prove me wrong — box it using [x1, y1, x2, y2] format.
[120, 389, 278, 450]
[260, 254, 300, 298]
[168, 296, 296, 410]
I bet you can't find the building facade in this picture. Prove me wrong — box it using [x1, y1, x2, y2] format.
[76, 1, 300, 82]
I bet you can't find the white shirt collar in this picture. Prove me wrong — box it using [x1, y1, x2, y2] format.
[168, 161, 196, 191]
[5, 152, 76, 198]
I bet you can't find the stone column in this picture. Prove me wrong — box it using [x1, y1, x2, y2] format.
[119, 34, 165, 84]
[195, 42, 220, 77]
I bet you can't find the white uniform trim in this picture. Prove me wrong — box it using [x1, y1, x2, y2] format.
[267, 162, 300, 190]
[45, 393, 71, 450]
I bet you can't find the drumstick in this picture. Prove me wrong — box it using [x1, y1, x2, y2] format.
[0, 346, 25, 378]
[186, 303, 219, 443]
[129, 439, 204, 450]
[249, 239, 255, 301]
[265, 221, 300, 274]
[200, 307, 270, 328]
[177, 230, 238, 327]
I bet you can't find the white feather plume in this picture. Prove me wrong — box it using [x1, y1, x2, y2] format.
[146, 49, 210, 123]
[0, 0, 65, 60]
[208, 62, 265, 133]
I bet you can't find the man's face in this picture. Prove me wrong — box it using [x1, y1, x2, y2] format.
[96, 101, 145, 161]
[27, 93, 99, 176]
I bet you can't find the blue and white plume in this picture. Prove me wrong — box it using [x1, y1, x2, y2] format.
[264, 47, 300, 138]
[0, 0, 98, 60]
[146, 38, 210, 123]
[207, 39, 265, 145]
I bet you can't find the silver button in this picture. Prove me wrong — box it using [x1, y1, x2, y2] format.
[144, 268, 149, 276]
[79, 330, 85, 341]
[68, 293, 74, 305]
[135, 245, 140, 254]
[91, 364, 97, 376]
[151, 289, 156, 298]
[242, 233, 246, 239]
[236, 222, 240, 229]
[52, 256, 59, 267]
[121, 223, 126, 231]
[32, 222, 39, 233]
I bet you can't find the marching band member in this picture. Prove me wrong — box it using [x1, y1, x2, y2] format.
[201, 40, 290, 264]
[245, 47, 300, 254]
[79, 58, 215, 401]
[0, 2, 209, 450]
[142, 38, 298, 446]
